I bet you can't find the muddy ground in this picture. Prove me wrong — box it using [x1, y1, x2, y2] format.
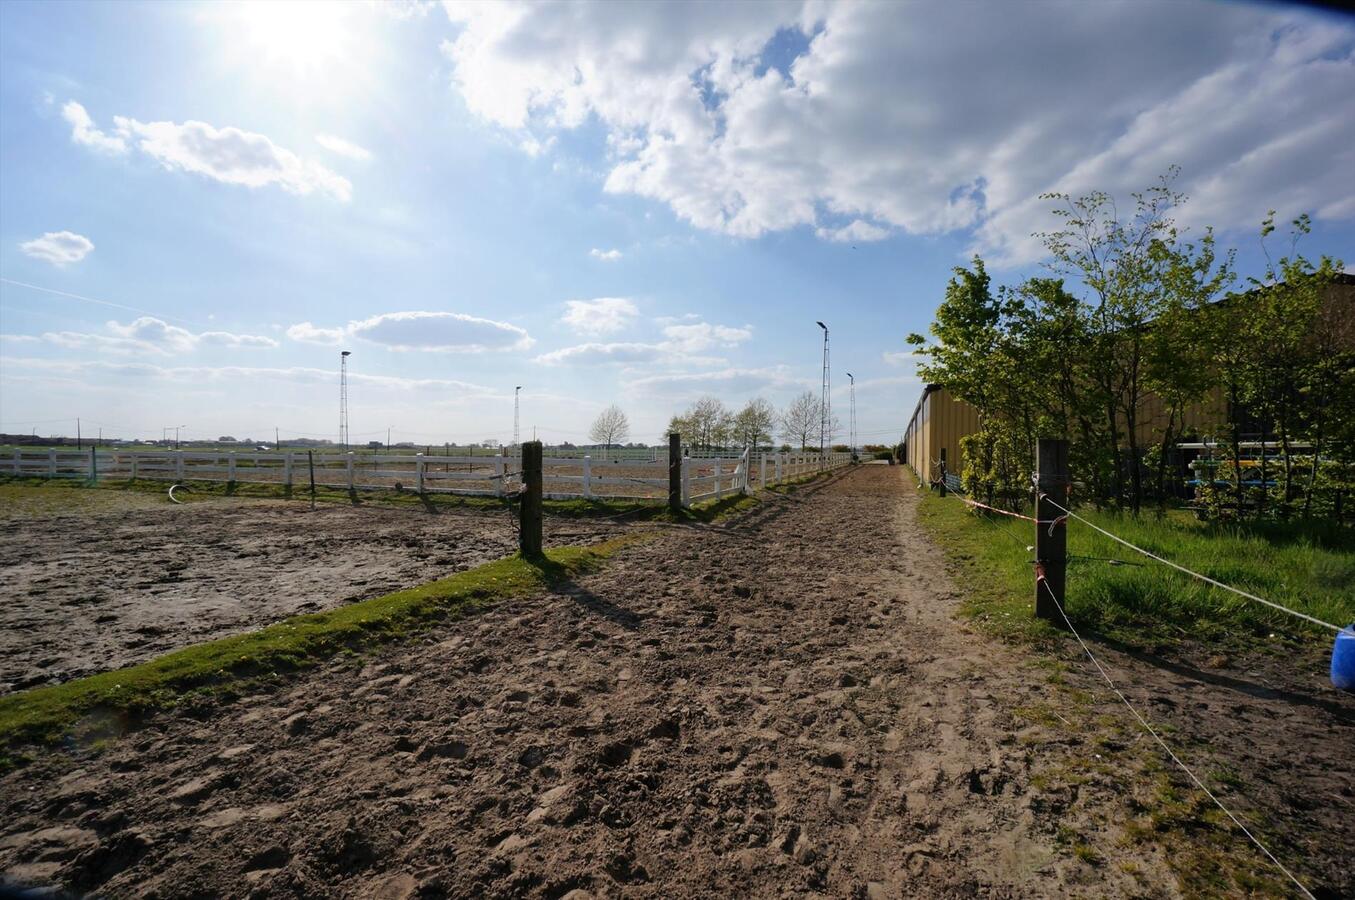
[0, 466, 1350, 897]
[0, 492, 618, 694]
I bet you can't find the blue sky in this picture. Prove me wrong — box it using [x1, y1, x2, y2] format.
[1, 0, 1352, 447]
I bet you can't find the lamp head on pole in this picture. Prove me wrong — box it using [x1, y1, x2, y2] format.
[341, 350, 351, 358]
[846, 372, 854, 383]
[816, 321, 827, 332]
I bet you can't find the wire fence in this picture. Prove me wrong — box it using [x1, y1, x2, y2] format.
[925, 466, 1346, 896]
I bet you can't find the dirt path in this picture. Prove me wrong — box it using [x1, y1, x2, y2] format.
[0, 496, 621, 694]
[3, 467, 1196, 896]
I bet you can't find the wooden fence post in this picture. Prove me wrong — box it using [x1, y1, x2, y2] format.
[415, 453, 425, 494]
[668, 432, 681, 512]
[582, 454, 592, 499]
[130, 453, 139, 481]
[681, 457, 691, 507]
[48, 448, 56, 477]
[495, 451, 506, 497]
[714, 458, 723, 500]
[175, 451, 184, 481]
[520, 440, 543, 557]
[228, 451, 237, 485]
[346, 452, 355, 494]
[284, 451, 293, 488]
[760, 453, 767, 489]
[1035, 438, 1069, 625]
[89, 447, 97, 484]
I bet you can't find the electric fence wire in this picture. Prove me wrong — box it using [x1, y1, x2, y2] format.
[1034, 571, 1317, 900]
[1034, 486, 1343, 633]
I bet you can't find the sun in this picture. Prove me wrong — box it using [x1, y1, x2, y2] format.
[227, 1, 357, 77]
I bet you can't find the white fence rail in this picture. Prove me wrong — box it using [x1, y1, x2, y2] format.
[2, 447, 852, 507]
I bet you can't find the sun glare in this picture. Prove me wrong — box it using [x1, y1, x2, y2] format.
[229, 1, 356, 76]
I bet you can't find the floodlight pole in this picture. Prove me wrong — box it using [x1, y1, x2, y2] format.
[846, 372, 856, 456]
[513, 386, 522, 449]
[816, 321, 830, 463]
[339, 350, 352, 450]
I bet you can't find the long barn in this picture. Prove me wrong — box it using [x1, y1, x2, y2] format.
[902, 274, 1355, 488]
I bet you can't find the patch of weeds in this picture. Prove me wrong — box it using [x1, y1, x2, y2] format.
[1073, 843, 1102, 865]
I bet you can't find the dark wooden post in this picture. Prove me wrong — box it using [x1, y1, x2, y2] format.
[1035, 438, 1069, 624]
[520, 440, 543, 557]
[668, 432, 682, 512]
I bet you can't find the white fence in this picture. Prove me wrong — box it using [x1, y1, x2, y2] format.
[1, 447, 853, 507]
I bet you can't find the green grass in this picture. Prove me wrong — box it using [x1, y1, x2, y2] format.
[0, 536, 639, 760]
[915, 480, 1354, 650]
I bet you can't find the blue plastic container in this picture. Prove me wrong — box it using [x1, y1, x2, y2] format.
[1333, 626, 1355, 692]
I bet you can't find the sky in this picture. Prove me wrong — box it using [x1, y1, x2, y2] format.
[1, 0, 1352, 448]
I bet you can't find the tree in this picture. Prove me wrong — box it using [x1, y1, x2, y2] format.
[670, 396, 732, 450]
[781, 391, 821, 450]
[732, 398, 777, 448]
[589, 405, 630, 455]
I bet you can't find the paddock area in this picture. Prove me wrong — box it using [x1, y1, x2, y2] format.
[0, 483, 618, 694]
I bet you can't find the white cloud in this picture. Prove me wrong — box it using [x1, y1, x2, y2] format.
[660, 321, 751, 353]
[198, 331, 280, 349]
[881, 350, 915, 368]
[286, 321, 348, 346]
[561, 297, 638, 335]
[535, 341, 665, 366]
[286, 312, 534, 352]
[106, 317, 199, 353]
[315, 133, 373, 161]
[537, 318, 751, 366]
[4, 357, 496, 394]
[18, 231, 95, 266]
[520, 134, 557, 157]
[440, 1, 1355, 264]
[626, 365, 807, 400]
[26, 317, 277, 356]
[589, 247, 623, 261]
[62, 101, 126, 154]
[63, 101, 351, 201]
[816, 220, 889, 244]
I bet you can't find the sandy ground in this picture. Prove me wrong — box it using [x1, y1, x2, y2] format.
[0, 495, 618, 694]
[0, 466, 1350, 897]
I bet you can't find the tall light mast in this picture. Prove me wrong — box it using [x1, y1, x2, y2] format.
[340, 350, 352, 450]
[816, 321, 830, 458]
[513, 386, 522, 448]
[846, 372, 856, 454]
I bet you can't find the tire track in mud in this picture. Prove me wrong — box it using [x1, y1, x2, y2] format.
[0, 466, 1176, 897]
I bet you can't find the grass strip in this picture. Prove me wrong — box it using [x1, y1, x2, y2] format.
[0, 536, 640, 760]
[913, 478, 1354, 651]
